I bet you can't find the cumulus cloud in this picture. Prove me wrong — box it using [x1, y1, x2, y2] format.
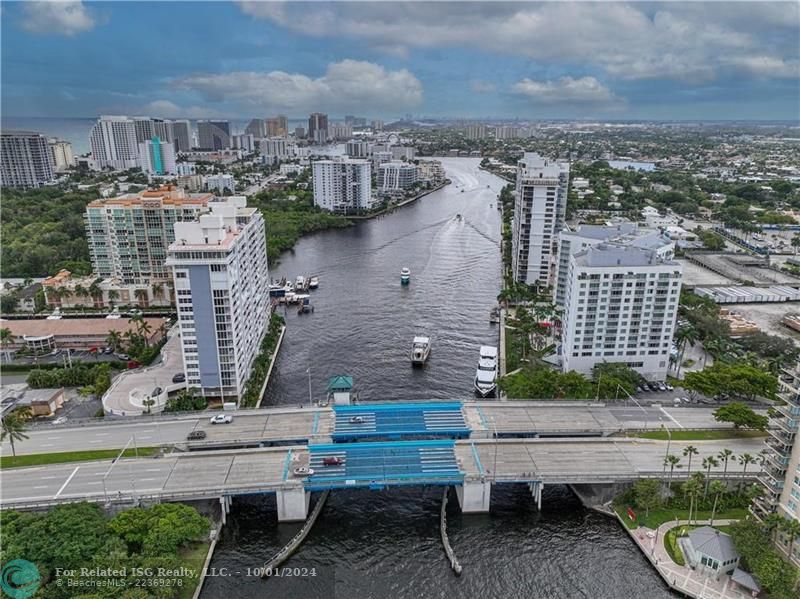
[141, 100, 226, 119]
[21, 0, 96, 36]
[511, 76, 623, 107]
[237, 1, 798, 84]
[172, 59, 422, 113]
[470, 80, 496, 94]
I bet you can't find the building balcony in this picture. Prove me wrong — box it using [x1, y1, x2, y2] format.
[762, 449, 790, 471]
[767, 426, 796, 446]
[765, 435, 794, 457]
[756, 472, 784, 493]
[773, 415, 799, 435]
[775, 402, 800, 420]
[752, 491, 781, 515]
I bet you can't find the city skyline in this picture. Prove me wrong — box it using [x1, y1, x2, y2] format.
[1, 1, 798, 122]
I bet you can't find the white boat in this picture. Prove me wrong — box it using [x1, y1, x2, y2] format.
[474, 345, 498, 397]
[295, 275, 306, 289]
[400, 267, 411, 285]
[309, 276, 319, 289]
[410, 336, 431, 365]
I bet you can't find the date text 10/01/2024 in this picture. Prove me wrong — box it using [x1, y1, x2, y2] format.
[210, 567, 319, 578]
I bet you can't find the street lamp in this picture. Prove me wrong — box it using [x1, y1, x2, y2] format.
[659, 424, 672, 498]
[491, 417, 498, 483]
[617, 383, 649, 430]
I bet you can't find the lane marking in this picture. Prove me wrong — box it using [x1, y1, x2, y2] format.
[55, 467, 79, 497]
[659, 407, 684, 429]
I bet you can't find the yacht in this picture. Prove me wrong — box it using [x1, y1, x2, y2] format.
[474, 345, 499, 397]
[295, 275, 306, 289]
[410, 336, 431, 365]
[400, 267, 411, 285]
[309, 276, 319, 289]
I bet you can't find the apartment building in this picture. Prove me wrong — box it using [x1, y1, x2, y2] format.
[312, 158, 372, 212]
[308, 113, 328, 144]
[245, 118, 267, 138]
[90, 116, 140, 170]
[346, 139, 370, 158]
[0, 130, 55, 188]
[47, 138, 74, 172]
[511, 152, 570, 286]
[197, 120, 231, 150]
[560, 244, 682, 381]
[204, 174, 236, 194]
[139, 137, 177, 175]
[465, 124, 487, 140]
[85, 185, 214, 284]
[752, 362, 800, 566]
[266, 115, 288, 137]
[378, 161, 418, 191]
[172, 120, 192, 152]
[555, 223, 675, 306]
[166, 197, 270, 401]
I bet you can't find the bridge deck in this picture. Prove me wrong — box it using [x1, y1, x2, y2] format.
[306, 440, 462, 490]
[332, 403, 469, 441]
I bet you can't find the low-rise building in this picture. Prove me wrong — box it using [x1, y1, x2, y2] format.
[204, 174, 236, 194]
[378, 161, 418, 191]
[682, 527, 740, 580]
[42, 269, 173, 310]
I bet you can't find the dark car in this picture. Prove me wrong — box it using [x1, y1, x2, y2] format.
[151, 387, 163, 397]
[322, 456, 344, 466]
[172, 373, 186, 383]
[187, 430, 207, 441]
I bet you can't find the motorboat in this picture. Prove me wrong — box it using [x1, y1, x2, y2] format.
[295, 275, 306, 289]
[474, 345, 499, 397]
[400, 267, 411, 285]
[411, 336, 431, 365]
[298, 297, 314, 314]
[309, 276, 319, 289]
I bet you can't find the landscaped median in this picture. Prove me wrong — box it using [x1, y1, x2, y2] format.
[1, 447, 158, 469]
[628, 429, 767, 441]
[239, 312, 285, 408]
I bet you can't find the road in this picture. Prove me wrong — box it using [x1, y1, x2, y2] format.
[1, 402, 759, 455]
[1, 437, 765, 508]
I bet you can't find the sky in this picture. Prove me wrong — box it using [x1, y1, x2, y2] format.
[1, 0, 799, 121]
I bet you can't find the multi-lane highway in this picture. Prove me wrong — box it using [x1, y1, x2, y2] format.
[1, 402, 757, 456]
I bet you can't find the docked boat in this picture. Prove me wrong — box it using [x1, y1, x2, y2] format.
[298, 297, 314, 314]
[474, 345, 498, 397]
[400, 267, 411, 285]
[309, 276, 319, 289]
[295, 275, 306, 290]
[410, 336, 431, 365]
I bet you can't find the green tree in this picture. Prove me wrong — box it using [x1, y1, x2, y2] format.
[683, 445, 699, 476]
[713, 402, 768, 430]
[717, 448, 735, 479]
[780, 518, 800, 562]
[106, 330, 123, 352]
[674, 325, 698, 377]
[664, 454, 681, 493]
[708, 480, 727, 526]
[632, 478, 662, 518]
[737, 453, 757, 490]
[1, 408, 31, 457]
[682, 474, 704, 526]
[702, 456, 719, 497]
[0, 326, 13, 361]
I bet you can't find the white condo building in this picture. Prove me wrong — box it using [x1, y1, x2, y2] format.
[378, 161, 418, 190]
[561, 244, 682, 381]
[261, 137, 289, 159]
[139, 137, 177, 175]
[511, 152, 570, 286]
[166, 197, 270, 401]
[312, 158, 373, 212]
[204, 174, 236, 194]
[346, 139, 369, 158]
[1, 130, 55, 188]
[90, 116, 140, 170]
[555, 223, 675, 306]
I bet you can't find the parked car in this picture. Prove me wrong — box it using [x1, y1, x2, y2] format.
[657, 382, 667, 392]
[647, 382, 659, 392]
[665, 383, 674, 391]
[637, 385, 648, 394]
[323, 456, 344, 466]
[103, 347, 114, 355]
[172, 373, 186, 383]
[117, 353, 130, 361]
[210, 414, 233, 424]
[151, 387, 163, 397]
[187, 430, 207, 441]
[349, 416, 364, 424]
[293, 467, 314, 476]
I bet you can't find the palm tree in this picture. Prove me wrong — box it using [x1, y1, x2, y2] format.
[0, 327, 12, 363]
[717, 449, 735, 479]
[134, 288, 149, 307]
[1, 409, 31, 457]
[683, 475, 703, 526]
[664, 454, 681, 494]
[106, 330, 123, 352]
[136, 320, 153, 346]
[708, 480, 727, 526]
[151, 283, 164, 301]
[763, 513, 785, 542]
[702, 456, 719, 497]
[674, 325, 698, 377]
[88, 282, 103, 307]
[107, 289, 120, 307]
[780, 518, 800, 560]
[738, 453, 756, 491]
[683, 445, 699, 475]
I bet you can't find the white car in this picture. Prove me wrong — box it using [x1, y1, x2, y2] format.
[210, 414, 233, 424]
[293, 467, 314, 477]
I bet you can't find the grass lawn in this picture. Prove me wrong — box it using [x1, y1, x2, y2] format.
[664, 528, 685, 565]
[0, 447, 158, 469]
[613, 503, 749, 530]
[177, 540, 212, 599]
[629, 429, 767, 441]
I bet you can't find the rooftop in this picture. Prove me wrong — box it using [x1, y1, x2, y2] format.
[0, 317, 168, 339]
[687, 526, 740, 563]
[575, 244, 677, 268]
[87, 185, 214, 208]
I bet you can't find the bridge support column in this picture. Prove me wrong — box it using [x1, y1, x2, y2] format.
[528, 482, 543, 510]
[220, 496, 231, 524]
[456, 480, 491, 513]
[276, 487, 310, 522]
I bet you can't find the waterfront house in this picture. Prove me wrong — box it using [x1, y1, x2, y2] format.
[682, 526, 740, 579]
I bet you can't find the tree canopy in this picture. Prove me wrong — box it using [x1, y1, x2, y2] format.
[713, 402, 769, 430]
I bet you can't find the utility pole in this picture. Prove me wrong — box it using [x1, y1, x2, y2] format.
[307, 367, 312, 406]
[492, 417, 498, 483]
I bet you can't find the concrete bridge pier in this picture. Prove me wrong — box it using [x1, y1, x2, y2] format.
[220, 495, 232, 525]
[456, 479, 491, 513]
[528, 481, 543, 510]
[276, 487, 310, 522]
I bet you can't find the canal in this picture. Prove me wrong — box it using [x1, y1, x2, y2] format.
[201, 158, 675, 598]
